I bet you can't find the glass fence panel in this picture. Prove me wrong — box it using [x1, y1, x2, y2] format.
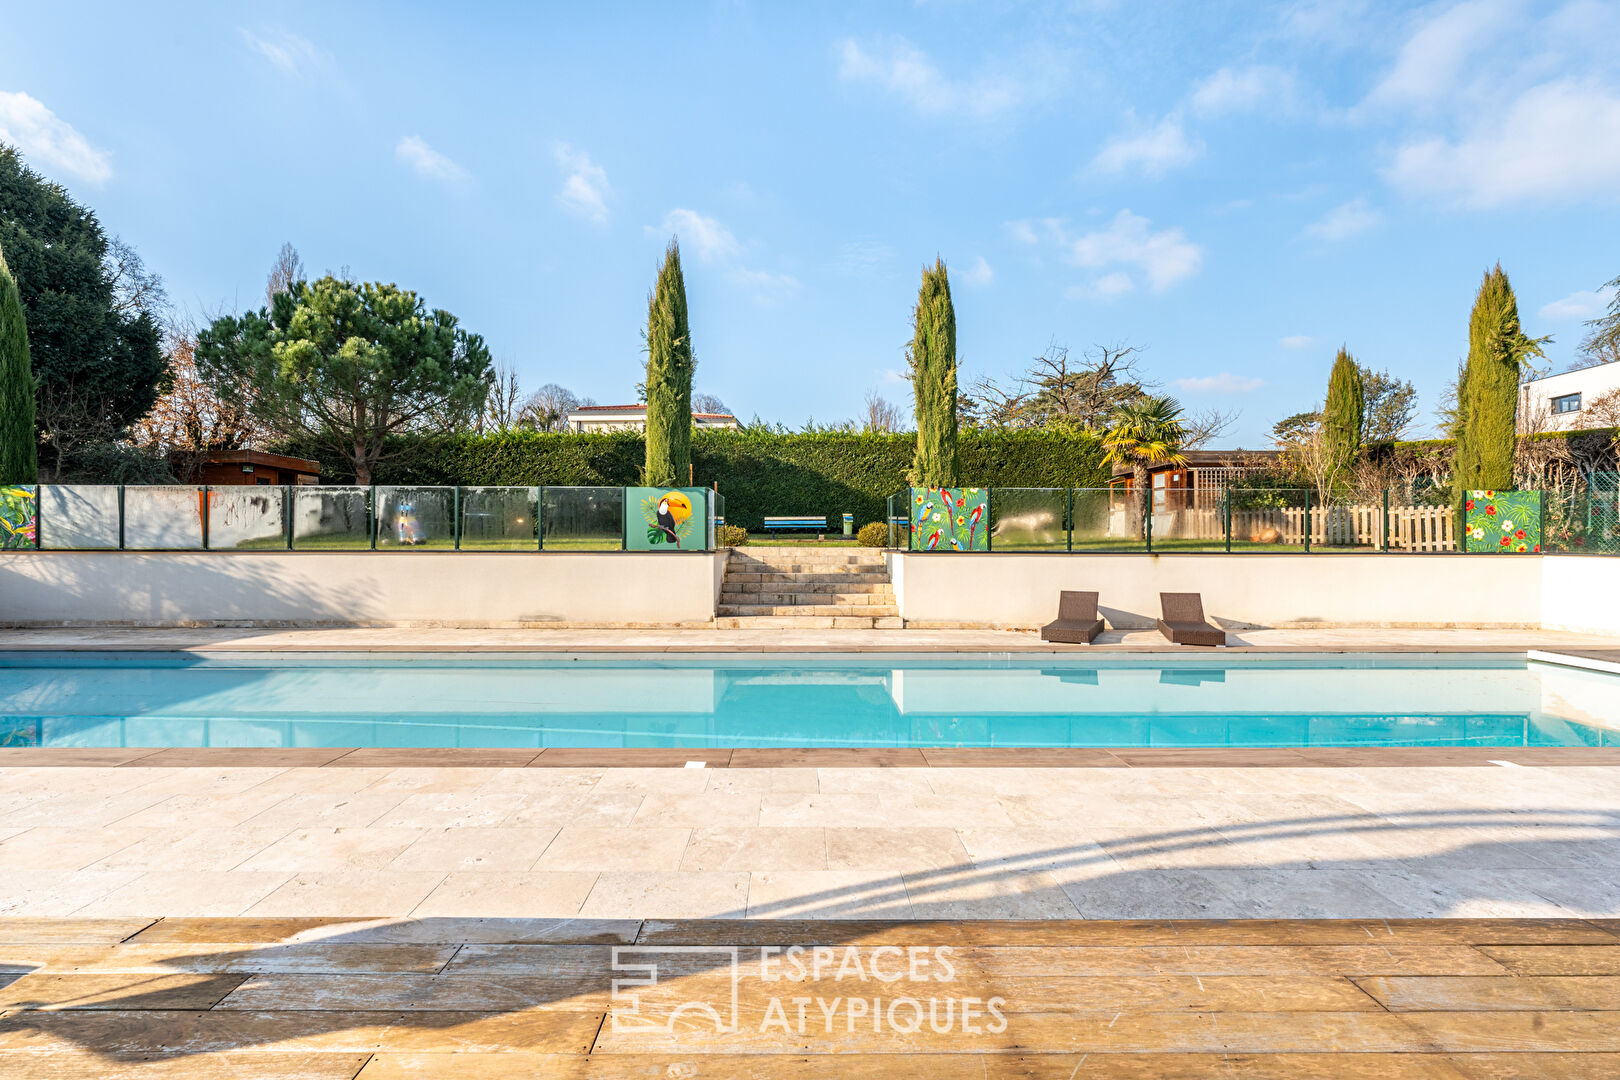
[458, 486, 539, 550]
[207, 488, 288, 550]
[1071, 487, 1146, 551]
[1385, 483, 1458, 552]
[1148, 485, 1228, 552]
[1225, 489, 1309, 550]
[122, 486, 205, 549]
[886, 491, 911, 550]
[1313, 500, 1384, 551]
[988, 488, 1068, 551]
[375, 487, 456, 549]
[541, 486, 623, 550]
[708, 491, 723, 550]
[291, 487, 371, 549]
[38, 485, 120, 549]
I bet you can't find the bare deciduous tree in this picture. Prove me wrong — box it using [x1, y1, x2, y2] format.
[129, 320, 266, 480]
[266, 243, 304, 308]
[105, 237, 168, 318]
[520, 383, 592, 432]
[692, 392, 731, 416]
[962, 341, 1152, 430]
[862, 389, 904, 434]
[481, 361, 526, 433]
[1182, 407, 1241, 449]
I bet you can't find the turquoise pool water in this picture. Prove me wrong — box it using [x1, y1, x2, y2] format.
[1, 653, 1617, 750]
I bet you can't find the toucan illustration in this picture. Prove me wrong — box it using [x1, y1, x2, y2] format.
[656, 492, 693, 546]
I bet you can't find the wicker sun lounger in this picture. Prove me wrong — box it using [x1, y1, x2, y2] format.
[1040, 591, 1105, 644]
[1157, 592, 1226, 647]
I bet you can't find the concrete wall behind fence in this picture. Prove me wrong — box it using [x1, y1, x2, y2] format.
[1540, 556, 1620, 635]
[888, 553, 1546, 629]
[0, 552, 722, 628]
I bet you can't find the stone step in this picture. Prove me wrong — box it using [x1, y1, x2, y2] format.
[714, 615, 906, 629]
[717, 604, 900, 617]
[719, 591, 893, 607]
[729, 551, 885, 563]
[722, 580, 893, 595]
[726, 563, 888, 576]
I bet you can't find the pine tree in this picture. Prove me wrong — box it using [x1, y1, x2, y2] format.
[1455, 264, 1545, 495]
[643, 240, 694, 487]
[0, 241, 38, 484]
[909, 258, 959, 487]
[1321, 346, 1364, 489]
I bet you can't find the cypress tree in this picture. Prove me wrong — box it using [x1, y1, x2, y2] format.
[0, 241, 38, 484]
[642, 239, 694, 487]
[1321, 346, 1364, 486]
[1455, 264, 1544, 495]
[909, 258, 959, 487]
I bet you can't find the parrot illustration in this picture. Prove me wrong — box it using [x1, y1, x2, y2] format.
[925, 530, 941, 550]
[966, 503, 984, 549]
[656, 492, 693, 547]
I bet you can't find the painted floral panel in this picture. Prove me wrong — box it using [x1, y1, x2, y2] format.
[1464, 489, 1542, 554]
[0, 486, 36, 550]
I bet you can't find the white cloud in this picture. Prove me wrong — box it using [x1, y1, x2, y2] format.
[960, 255, 993, 287]
[0, 91, 111, 184]
[1005, 220, 1040, 245]
[554, 143, 609, 224]
[1174, 373, 1266, 393]
[1091, 272, 1135, 299]
[239, 28, 323, 76]
[835, 240, 896, 277]
[1384, 79, 1620, 207]
[1539, 286, 1615, 321]
[836, 37, 1060, 120]
[1190, 65, 1296, 116]
[1067, 210, 1203, 293]
[395, 136, 468, 183]
[1279, 335, 1317, 349]
[730, 267, 802, 306]
[1364, 0, 1515, 111]
[650, 209, 741, 263]
[1089, 113, 1203, 178]
[1305, 197, 1382, 241]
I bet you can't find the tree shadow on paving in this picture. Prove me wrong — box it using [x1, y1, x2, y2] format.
[3, 806, 1620, 1059]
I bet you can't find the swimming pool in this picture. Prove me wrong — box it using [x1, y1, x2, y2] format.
[1, 652, 1616, 750]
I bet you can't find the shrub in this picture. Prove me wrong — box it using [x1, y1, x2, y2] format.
[856, 521, 888, 547]
[716, 524, 747, 547]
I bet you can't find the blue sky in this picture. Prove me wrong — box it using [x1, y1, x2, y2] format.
[3, 0, 1618, 444]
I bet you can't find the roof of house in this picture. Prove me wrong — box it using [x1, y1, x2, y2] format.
[196, 449, 322, 474]
[567, 404, 738, 420]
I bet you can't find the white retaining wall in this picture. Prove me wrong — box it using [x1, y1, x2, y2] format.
[889, 553, 1546, 629]
[1540, 556, 1620, 635]
[0, 552, 722, 627]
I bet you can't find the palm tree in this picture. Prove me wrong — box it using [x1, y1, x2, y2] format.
[1103, 395, 1188, 538]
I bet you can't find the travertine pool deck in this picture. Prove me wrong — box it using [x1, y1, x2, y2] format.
[3, 625, 1616, 652]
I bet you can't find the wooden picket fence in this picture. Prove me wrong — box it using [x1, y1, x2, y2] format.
[1154, 504, 1455, 550]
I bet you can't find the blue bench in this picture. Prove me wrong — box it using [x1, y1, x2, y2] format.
[763, 515, 826, 540]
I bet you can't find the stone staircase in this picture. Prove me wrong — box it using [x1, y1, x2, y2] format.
[715, 547, 901, 628]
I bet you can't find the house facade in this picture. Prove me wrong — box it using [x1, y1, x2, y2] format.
[565, 404, 740, 433]
[1520, 361, 1620, 433]
[1109, 450, 1285, 511]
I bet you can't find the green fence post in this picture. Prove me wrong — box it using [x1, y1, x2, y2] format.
[453, 487, 461, 551]
[201, 485, 210, 550]
[1304, 489, 1312, 553]
[538, 487, 545, 551]
[285, 486, 294, 550]
[1067, 488, 1073, 553]
[370, 484, 377, 550]
[1224, 491, 1232, 553]
[1145, 497, 1153, 554]
[117, 485, 125, 550]
[32, 484, 41, 549]
[1382, 488, 1390, 552]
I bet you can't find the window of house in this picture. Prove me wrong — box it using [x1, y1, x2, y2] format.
[1552, 392, 1582, 414]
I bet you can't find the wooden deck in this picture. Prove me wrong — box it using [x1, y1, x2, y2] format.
[5, 917, 1620, 1075]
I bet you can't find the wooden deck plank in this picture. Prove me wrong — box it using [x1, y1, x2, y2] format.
[122, 748, 355, 768]
[323, 749, 544, 768]
[0, 942, 459, 975]
[532, 749, 733, 768]
[0, 1051, 374, 1079]
[127, 917, 640, 945]
[1478, 946, 1620, 975]
[1357, 975, 1620, 1012]
[0, 919, 156, 945]
[727, 748, 929, 768]
[215, 974, 609, 1012]
[0, 973, 249, 1011]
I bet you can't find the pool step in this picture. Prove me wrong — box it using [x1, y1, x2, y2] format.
[715, 615, 906, 629]
[717, 547, 899, 627]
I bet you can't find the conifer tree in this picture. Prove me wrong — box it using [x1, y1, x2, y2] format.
[1455, 264, 1545, 495]
[643, 240, 694, 487]
[1321, 346, 1364, 490]
[0, 242, 37, 484]
[909, 258, 959, 487]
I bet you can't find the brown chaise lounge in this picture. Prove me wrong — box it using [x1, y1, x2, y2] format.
[1040, 591, 1105, 644]
[1158, 592, 1225, 647]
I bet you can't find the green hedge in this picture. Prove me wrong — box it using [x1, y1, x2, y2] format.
[279, 429, 1109, 531]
